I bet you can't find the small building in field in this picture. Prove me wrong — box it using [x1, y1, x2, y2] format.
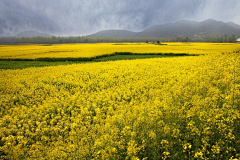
[236, 37, 240, 43]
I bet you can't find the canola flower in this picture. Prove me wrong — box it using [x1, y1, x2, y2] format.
[0, 43, 239, 60]
[0, 43, 240, 159]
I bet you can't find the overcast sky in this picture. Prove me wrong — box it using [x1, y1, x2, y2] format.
[1, 0, 240, 36]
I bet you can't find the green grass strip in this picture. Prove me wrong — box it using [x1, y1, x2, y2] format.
[0, 53, 198, 69]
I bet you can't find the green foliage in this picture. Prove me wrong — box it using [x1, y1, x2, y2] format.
[0, 53, 194, 69]
[0, 33, 238, 44]
[0, 61, 84, 69]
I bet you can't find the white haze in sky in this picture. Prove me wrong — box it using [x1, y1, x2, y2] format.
[0, 0, 240, 36]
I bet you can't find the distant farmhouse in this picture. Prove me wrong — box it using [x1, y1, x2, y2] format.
[236, 37, 240, 43]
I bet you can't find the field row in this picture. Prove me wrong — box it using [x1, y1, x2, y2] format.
[0, 43, 239, 60]
[0, 54, 192, 69]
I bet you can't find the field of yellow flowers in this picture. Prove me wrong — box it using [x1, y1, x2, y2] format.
[0, 43, 240, 60]
[0, 43, 240, 159]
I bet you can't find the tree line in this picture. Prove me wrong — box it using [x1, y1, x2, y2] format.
[0, 34, 238, 44]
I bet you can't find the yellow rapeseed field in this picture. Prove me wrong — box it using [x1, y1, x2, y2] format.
[0, 43, 240, 159]
[0, 43, 239, 59]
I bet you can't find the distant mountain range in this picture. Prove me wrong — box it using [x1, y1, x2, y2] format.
[9, 19, 240, 39]
[87, 19, 240, 38]
[14, 30, 52, 38]
[87, 30, 136, 38]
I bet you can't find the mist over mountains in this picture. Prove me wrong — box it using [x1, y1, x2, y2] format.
[14, 30, 52, 38]
[87, 19, 240, 38]
[7, 19, 240, 39]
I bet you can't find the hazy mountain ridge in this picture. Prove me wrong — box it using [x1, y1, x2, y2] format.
[87, 30, 136, 38]
[14, 30, 52, 38]
[87, 19, 240, 38]
[227, 22, 240, 30]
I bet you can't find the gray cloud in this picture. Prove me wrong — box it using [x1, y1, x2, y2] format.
[0, 0, 240, 36]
